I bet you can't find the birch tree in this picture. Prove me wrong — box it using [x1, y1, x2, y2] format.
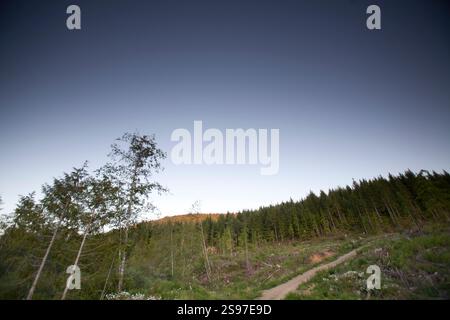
[26, 164, 88, 300]
[189, 201, 211, 281]
[104, 133, 166, 292]
[61, 172, 117, 299]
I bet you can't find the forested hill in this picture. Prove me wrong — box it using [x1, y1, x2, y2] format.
[1, 169, 449, 299]
[145, 169, 450, 248]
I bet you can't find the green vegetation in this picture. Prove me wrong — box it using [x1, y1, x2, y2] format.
[122, 233, 362, 299]
[286, 224, 450, 300]
[0, 132, 449, 299]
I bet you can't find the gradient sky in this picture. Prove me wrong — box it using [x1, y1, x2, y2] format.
[1, 0, 449, 217]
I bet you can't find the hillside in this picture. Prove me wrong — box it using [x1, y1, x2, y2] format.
[151, 213, 225, 225]
[286, 224, 450, 300]
[0, 169, 449, 299]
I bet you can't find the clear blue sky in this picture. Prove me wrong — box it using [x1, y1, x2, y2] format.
[1, 0, 449, 217]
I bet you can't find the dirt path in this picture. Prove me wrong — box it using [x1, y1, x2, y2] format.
[258, 248, 360, 300]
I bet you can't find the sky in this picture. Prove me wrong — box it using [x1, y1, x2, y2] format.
[1, 0, 449, 218]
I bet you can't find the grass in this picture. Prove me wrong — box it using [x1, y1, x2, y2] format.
[138, 233, 379, 299]
[285, 223, 450, 300]
[119, 223, 450, 300]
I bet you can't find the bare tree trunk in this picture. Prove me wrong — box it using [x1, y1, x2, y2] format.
[372, 203, 383, 225]
[327, 208, 337, 231]
[244, 232, 251, 274]
[27, 222, 60, 300]
[180, 224, 186, 277]
[334, 205, 347, 226]
[117, 164, 138, 292]
[61, 226, 90, 300]
[170, 226, 174, 278]
[199, 222, 211, 281]
[383, 199, 399, 226]
[100, 248, 117, 300]
[356, 206, 368, 234]
[364, 208, 377, 231]
[117, 226, 128, 292]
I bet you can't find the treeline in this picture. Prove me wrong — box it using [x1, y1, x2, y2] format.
[194, 170, 450, 251]
[1, 144, 450, 299]
[127, 169, 450, 285]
